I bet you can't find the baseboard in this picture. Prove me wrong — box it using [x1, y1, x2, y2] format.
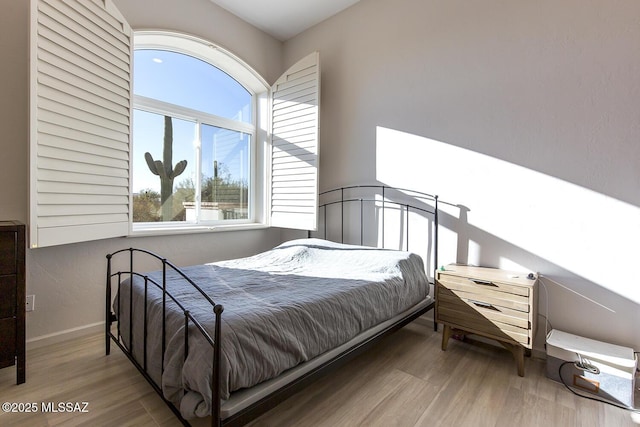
[27, 321, 104, 350]
[26, 317, 550, 361]
[532, 347, 546, 360]
[415, 312, 435, 328]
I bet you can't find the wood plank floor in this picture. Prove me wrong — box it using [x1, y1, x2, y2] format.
[0, 319, 637, 426]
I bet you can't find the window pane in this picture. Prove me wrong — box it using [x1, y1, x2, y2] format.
[201, 125, 250, 221]
[132, 110, 196, 222]
[134, 49, 252, 123]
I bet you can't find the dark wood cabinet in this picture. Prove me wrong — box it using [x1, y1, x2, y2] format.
[0, 221, 25, 384]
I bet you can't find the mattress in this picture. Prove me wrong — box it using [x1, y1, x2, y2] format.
[115, 238, 430, 419]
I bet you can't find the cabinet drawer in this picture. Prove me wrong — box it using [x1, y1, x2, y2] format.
[437, 274, 529, 298]
[437, 286, 530, 329]
[437, 278, 530, 312]
[0, 231, 17, 276]
[0, 276, 16, 318]
[438, 304, 530, 345]
[0, 317, 16, 368]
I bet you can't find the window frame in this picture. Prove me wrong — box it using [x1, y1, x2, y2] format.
[130, 31, 270, 235]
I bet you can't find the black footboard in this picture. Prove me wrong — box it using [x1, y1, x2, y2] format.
[105, 248, 224, 427]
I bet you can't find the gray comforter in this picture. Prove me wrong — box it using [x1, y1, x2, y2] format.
[116, 238, 429, 418]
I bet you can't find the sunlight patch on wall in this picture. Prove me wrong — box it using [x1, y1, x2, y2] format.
[376, 126, 640, 303]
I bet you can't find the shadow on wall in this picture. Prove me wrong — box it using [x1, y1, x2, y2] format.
[311, 182, 638, 351]
[372, 126, 640, 350]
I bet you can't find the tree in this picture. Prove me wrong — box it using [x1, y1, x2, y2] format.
[144, 116, 187, 221]
[132, 189, 161, 222]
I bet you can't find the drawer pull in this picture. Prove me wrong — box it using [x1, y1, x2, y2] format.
[468, 299, 499, 311]
[470, 278, 497, 287]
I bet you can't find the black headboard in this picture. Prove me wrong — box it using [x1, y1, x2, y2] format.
[308, 185, 439, 277]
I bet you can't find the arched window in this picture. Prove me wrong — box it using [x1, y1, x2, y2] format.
[29, 2, 319, 247]
[132, 31, 268, 228]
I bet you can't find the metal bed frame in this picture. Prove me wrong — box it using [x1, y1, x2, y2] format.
[105, 185, 440, 427]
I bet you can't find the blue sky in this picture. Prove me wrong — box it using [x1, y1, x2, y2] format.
[132, 49, 251, 193]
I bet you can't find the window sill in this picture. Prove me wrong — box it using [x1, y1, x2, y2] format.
[129, 222, 270, 238]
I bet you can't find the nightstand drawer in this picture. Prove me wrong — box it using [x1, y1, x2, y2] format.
[437, 277, 530, 312]
[437, 274, 529, 298]
[438, 309, 530, 345]
[437, 286, 530, 329]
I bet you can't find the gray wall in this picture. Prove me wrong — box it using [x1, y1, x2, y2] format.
[284, 0, 640, 351]
[0, 0, 284, 344]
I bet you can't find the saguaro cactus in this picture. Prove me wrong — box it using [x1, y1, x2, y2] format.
[144, 116, 187, 221]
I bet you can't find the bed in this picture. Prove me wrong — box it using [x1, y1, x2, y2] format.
[106, 185, 440, 426]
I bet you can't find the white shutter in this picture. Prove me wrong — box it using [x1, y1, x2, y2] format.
[29, 0, 131, 248]
[270, 52, 320, 230]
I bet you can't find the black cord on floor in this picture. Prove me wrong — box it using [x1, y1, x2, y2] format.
[558, 361, 639, 413]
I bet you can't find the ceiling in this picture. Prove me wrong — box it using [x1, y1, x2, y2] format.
[209, 0, 360, 41]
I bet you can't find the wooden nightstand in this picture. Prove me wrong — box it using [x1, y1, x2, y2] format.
[435, 264, 537, 376]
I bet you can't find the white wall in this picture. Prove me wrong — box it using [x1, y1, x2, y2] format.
[0, 0, 285, 345]
[284, 0, 640, 351]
